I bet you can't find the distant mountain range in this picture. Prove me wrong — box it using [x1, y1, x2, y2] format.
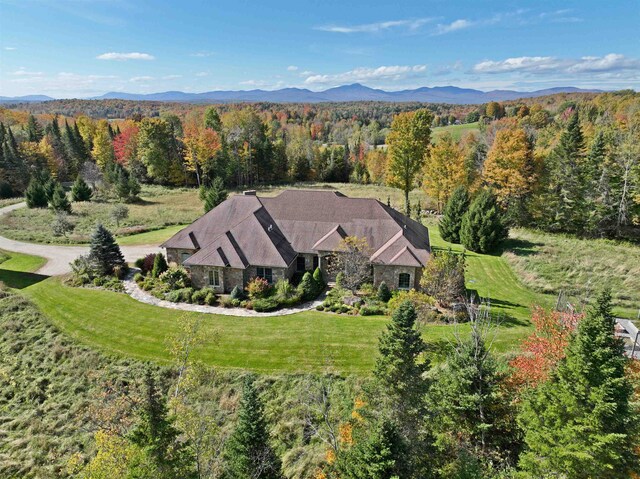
[0, 84, 603, 105]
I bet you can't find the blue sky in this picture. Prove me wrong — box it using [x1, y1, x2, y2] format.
[1, 0, 639, 98]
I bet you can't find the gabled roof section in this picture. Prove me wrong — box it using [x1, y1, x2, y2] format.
[389, 246, 423, 267]
[312, 224, 347, 251]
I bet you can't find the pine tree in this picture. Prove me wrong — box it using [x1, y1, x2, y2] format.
[49, 183, 71, 213]
[377, 281, 392, 303]
[199, 176, 228, 212]
[223, 377, 282, 479]
[25, 114, 43, 142]
[89, 224, 125, 275]
[460, 189, 508, 253]
[439, 185, 470, 244]
[518, 290, 637, 478]
[70, 176, 93, 202]
[25, 177, 48, 208]
[129, 369, 194, 478]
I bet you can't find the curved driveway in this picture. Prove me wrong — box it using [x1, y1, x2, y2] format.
[0, 202, 160, 275]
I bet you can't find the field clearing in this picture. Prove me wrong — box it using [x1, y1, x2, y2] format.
[0, 197, 24, 208]
[505, 228, 640, 317]
[433, 122, 480, 141]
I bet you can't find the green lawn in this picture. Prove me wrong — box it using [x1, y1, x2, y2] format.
[0, 246, 531, 373]
[433, 122, 480, 142]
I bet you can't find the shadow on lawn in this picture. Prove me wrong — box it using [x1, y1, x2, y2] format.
[0, 269, 49, 289]
[496, 237, 543, 258]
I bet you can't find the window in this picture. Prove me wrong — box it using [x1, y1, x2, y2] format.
[297, 256, 306, 272]
[209, 269, 220, 287]
[313, 256, 319, 270]
[257, 267, 273, 284]
[180, 252, 191, 264]
[398, 273, 411, 289]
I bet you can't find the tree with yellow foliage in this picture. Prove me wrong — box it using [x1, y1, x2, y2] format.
[483, 127, 539, 221]
[423, 132, 467, 211]
[92, 120, 115, 171]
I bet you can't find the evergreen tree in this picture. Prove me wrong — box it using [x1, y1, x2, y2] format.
[89, 224, 126, 275]
[199, 176, 228, 212]
[335, 420, 408, 479]
[70, 176, 93, 202]
[545, 112, 587, 233]
[372, 301, 431, 476]
[25, 114, 43, 142]
[49, 183, 72, 213]
[429, 317, 519, 471]
[204, 106, 223, 132]
[377, 281, 392, 303]
[460, 189, 508, 253]
[152, 253, 168, 278]
[129, 369, 195, 478]
[518, 290, 637, 478]
[25, 177, 48, 208]
[128, 175, 141, 199]
[223, 376, 282, 479]
[439, 185, 470, 244]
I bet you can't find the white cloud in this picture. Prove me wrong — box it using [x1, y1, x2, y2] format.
[304, 64, 427, 85]
[96, 52, 154, 61]
[240, 79, 269, 87]
[432, 19, 473, 35]
[316, 18, 433, 34]
[12, 68, 43, 76]
[190, 51, 214, 57]
[287, 65, 299, 71]
[473, 53, 640, 75]
[4, 46, 16, 51]
[195, 71, 209, 77]
[162, 74, 183, 80]
[130, 76, 154, 82]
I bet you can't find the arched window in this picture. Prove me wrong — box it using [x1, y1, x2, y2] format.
[398, 273, 411, 289]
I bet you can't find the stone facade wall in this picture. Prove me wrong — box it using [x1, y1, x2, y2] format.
[189, 265, 244, 293]
[243, 265, 292, 286]
[165, 248, 197, 266]
[373, 265, 421, 290]
[296, 253, 319, 273]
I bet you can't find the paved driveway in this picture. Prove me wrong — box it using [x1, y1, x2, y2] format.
[0, 202, 160, 275]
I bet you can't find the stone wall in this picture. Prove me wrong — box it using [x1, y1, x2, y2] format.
[373, 265, 421, 290]
[189, 265, 243, 293]
[165, 248, 197, 266]
[243, 264, 294, 286]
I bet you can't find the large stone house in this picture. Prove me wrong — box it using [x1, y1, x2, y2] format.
[162, 190, 431, 293]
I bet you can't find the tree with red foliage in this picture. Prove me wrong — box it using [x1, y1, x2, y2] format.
[508, 306, 583, 390]
[113, 122, 139, 166]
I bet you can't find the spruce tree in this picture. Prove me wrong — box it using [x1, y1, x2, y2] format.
[25, 177, 48, 208]
[372, 301, 431, 476]
[460, 189, 508, 253]
[335, 420, 408, 479]
[89, 224, 125, 275]
[129, 369, 194, 478]
[223, 376, 282, 479]
[25, 114, 43, 142]
[545, 112, 587, 233]
[377, 281, 392, 303]
[199, 176, 228, 212]
[70, 176, 93, 202]
[49, 183, 72, 213]
[439, 185, 470, 244]
[518, 290, 637, 478]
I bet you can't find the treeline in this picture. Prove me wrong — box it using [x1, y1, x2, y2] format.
[1, 90, 638, 239]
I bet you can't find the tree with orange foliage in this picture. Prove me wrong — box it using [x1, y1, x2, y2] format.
[113, 121, 139, 167]
[509, 305, 582, 390]
[183, 123, 222, 186]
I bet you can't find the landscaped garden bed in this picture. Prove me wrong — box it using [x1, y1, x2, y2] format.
[132, 253, 326, 312]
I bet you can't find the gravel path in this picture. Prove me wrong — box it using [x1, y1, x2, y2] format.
[124, 272, 326, 317]
[0, 202, 160, 275]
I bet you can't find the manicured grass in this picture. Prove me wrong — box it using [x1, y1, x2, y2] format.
[117, 224, 187, 245]
[433, 122, 480, 141]
[0, 249, 48, 288]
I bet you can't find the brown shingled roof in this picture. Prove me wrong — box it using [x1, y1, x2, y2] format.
[164, 190, 431, 268]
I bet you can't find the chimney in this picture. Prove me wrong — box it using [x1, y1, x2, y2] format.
[243, 190, 257, 196]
